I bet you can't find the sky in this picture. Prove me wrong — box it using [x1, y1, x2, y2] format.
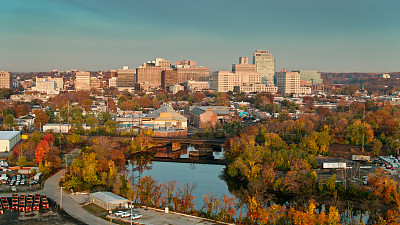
[0, 0, 399, 73]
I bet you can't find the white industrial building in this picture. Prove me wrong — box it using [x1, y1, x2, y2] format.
[0, 131, 21, 152]
[89, 191, 130, 210]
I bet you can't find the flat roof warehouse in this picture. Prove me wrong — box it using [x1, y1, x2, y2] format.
[0, 131, 20, 140]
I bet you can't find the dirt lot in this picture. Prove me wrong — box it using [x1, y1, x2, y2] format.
[0, 198, 86, 225]
[328, 144, 373, 158]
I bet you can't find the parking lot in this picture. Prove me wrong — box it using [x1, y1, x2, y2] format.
[0, 197, 85, 225]
[0, 173, 40, 193]
[108, 207, 231, 225]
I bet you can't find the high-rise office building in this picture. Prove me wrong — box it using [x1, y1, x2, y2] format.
[116, 67, 136, 88]
[275, 69, 311, 95]
[232, 57, 256, 73]
[75, 71, 91, 91]
[0, 71, 11, 89]
[295, 70, 323, 85]
[253, 50, 275, 86]
[212, 57, 261, 92]
[36, 77, 64, 90]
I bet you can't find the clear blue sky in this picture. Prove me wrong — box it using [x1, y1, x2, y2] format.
[1, 0, 399, 72]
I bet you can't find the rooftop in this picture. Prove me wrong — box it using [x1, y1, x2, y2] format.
[147, 105, 187, 121]
[90, 191, 129, 204]
[0, 131, 20, 140]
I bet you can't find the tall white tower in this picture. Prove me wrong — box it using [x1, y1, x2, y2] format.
[253, 50, 275, 86]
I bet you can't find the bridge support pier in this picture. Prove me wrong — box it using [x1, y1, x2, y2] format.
[171, 142, 181, 151]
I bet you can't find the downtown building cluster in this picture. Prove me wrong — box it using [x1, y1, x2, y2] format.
[3, 49, 324, 96]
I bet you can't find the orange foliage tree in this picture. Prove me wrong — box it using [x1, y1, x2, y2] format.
[35, 140, 50, 165]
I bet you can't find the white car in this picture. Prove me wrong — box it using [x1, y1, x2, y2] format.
[121, 212, 131, 218]
[132, 214, 142, 219]
[114, 211, 125, 216]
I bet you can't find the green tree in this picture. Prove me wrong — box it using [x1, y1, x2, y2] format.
[372, 139, 382, 156]
[104, 120, 118, 135]
[98, 111, 113, 124]
[71, 116, 85, 134]
[17, 156, 29, 167]
[298, 131, 332, 155]
[85, 115, 98, 132]
[4, 114, 17, 130]
[325, 174, 336, 193]
[82, 153, 100, 187]
[345, 120, 374, 145]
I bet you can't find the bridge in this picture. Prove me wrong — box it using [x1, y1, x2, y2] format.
[150, 137, 227, 145]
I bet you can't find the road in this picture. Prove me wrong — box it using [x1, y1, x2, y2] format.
[37, 170, 111, 225]
[1, 170, 111, 225]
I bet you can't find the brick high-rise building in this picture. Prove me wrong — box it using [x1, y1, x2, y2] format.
[0, 71, 11, 89]
[161, 69, 178, 90]
[174, 60, 210, 83]
[75, 71, 91, 91]
[136, 58, 170, 89]
[253, 50, 275, 86]
[175, 60, 196, 67]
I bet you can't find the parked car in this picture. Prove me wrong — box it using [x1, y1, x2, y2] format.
[120, 212, 131, 218]
[29, 181, 38, 186]
[132, 214, 142, 219]
[114, 211, 125, 216]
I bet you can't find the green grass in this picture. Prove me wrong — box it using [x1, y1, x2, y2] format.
[82, 203, 107, 216]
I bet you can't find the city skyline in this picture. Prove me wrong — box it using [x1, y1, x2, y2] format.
[1, 0, 399, 73]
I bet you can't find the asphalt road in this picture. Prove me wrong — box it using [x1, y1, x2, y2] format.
[37, 170, 111, 225]
[1, 170, 111, 225]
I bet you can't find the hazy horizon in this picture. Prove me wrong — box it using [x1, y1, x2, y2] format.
[1, 0, 399, 73]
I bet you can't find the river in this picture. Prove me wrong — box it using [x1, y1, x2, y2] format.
[126, 145, 371, 224]
[126, 145, 233, 210]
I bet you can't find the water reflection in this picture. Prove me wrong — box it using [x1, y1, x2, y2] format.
[126, 145, 232, 210]
[126, 146, 371, 223]
[151, 144, 225, 161]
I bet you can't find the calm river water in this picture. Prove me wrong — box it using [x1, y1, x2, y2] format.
[126, 145, 370, 224]
[126, 145, 233, 209]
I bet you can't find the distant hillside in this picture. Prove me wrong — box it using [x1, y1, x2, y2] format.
[321, 72, 400, 85]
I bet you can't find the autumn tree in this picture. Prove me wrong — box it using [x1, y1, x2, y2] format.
[345, 120, 374, 145]
[107, 97, 117, 112]
[298, 130, 332, 155]
[193, 92, 206, 103]
[33, 109, 50, 129]
[81, 99, 93, 111]
[35, 140, 50, 165]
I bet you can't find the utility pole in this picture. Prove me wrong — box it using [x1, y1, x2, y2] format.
[67, 102, 70, 134]
[60, 186, 63, 210]
[130, 201, 133, 225]
[362, 102, 366, 152]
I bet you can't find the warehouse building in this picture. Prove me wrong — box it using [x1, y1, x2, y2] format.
[0, 131, 21, 152]
[89, 191, 130, 210]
